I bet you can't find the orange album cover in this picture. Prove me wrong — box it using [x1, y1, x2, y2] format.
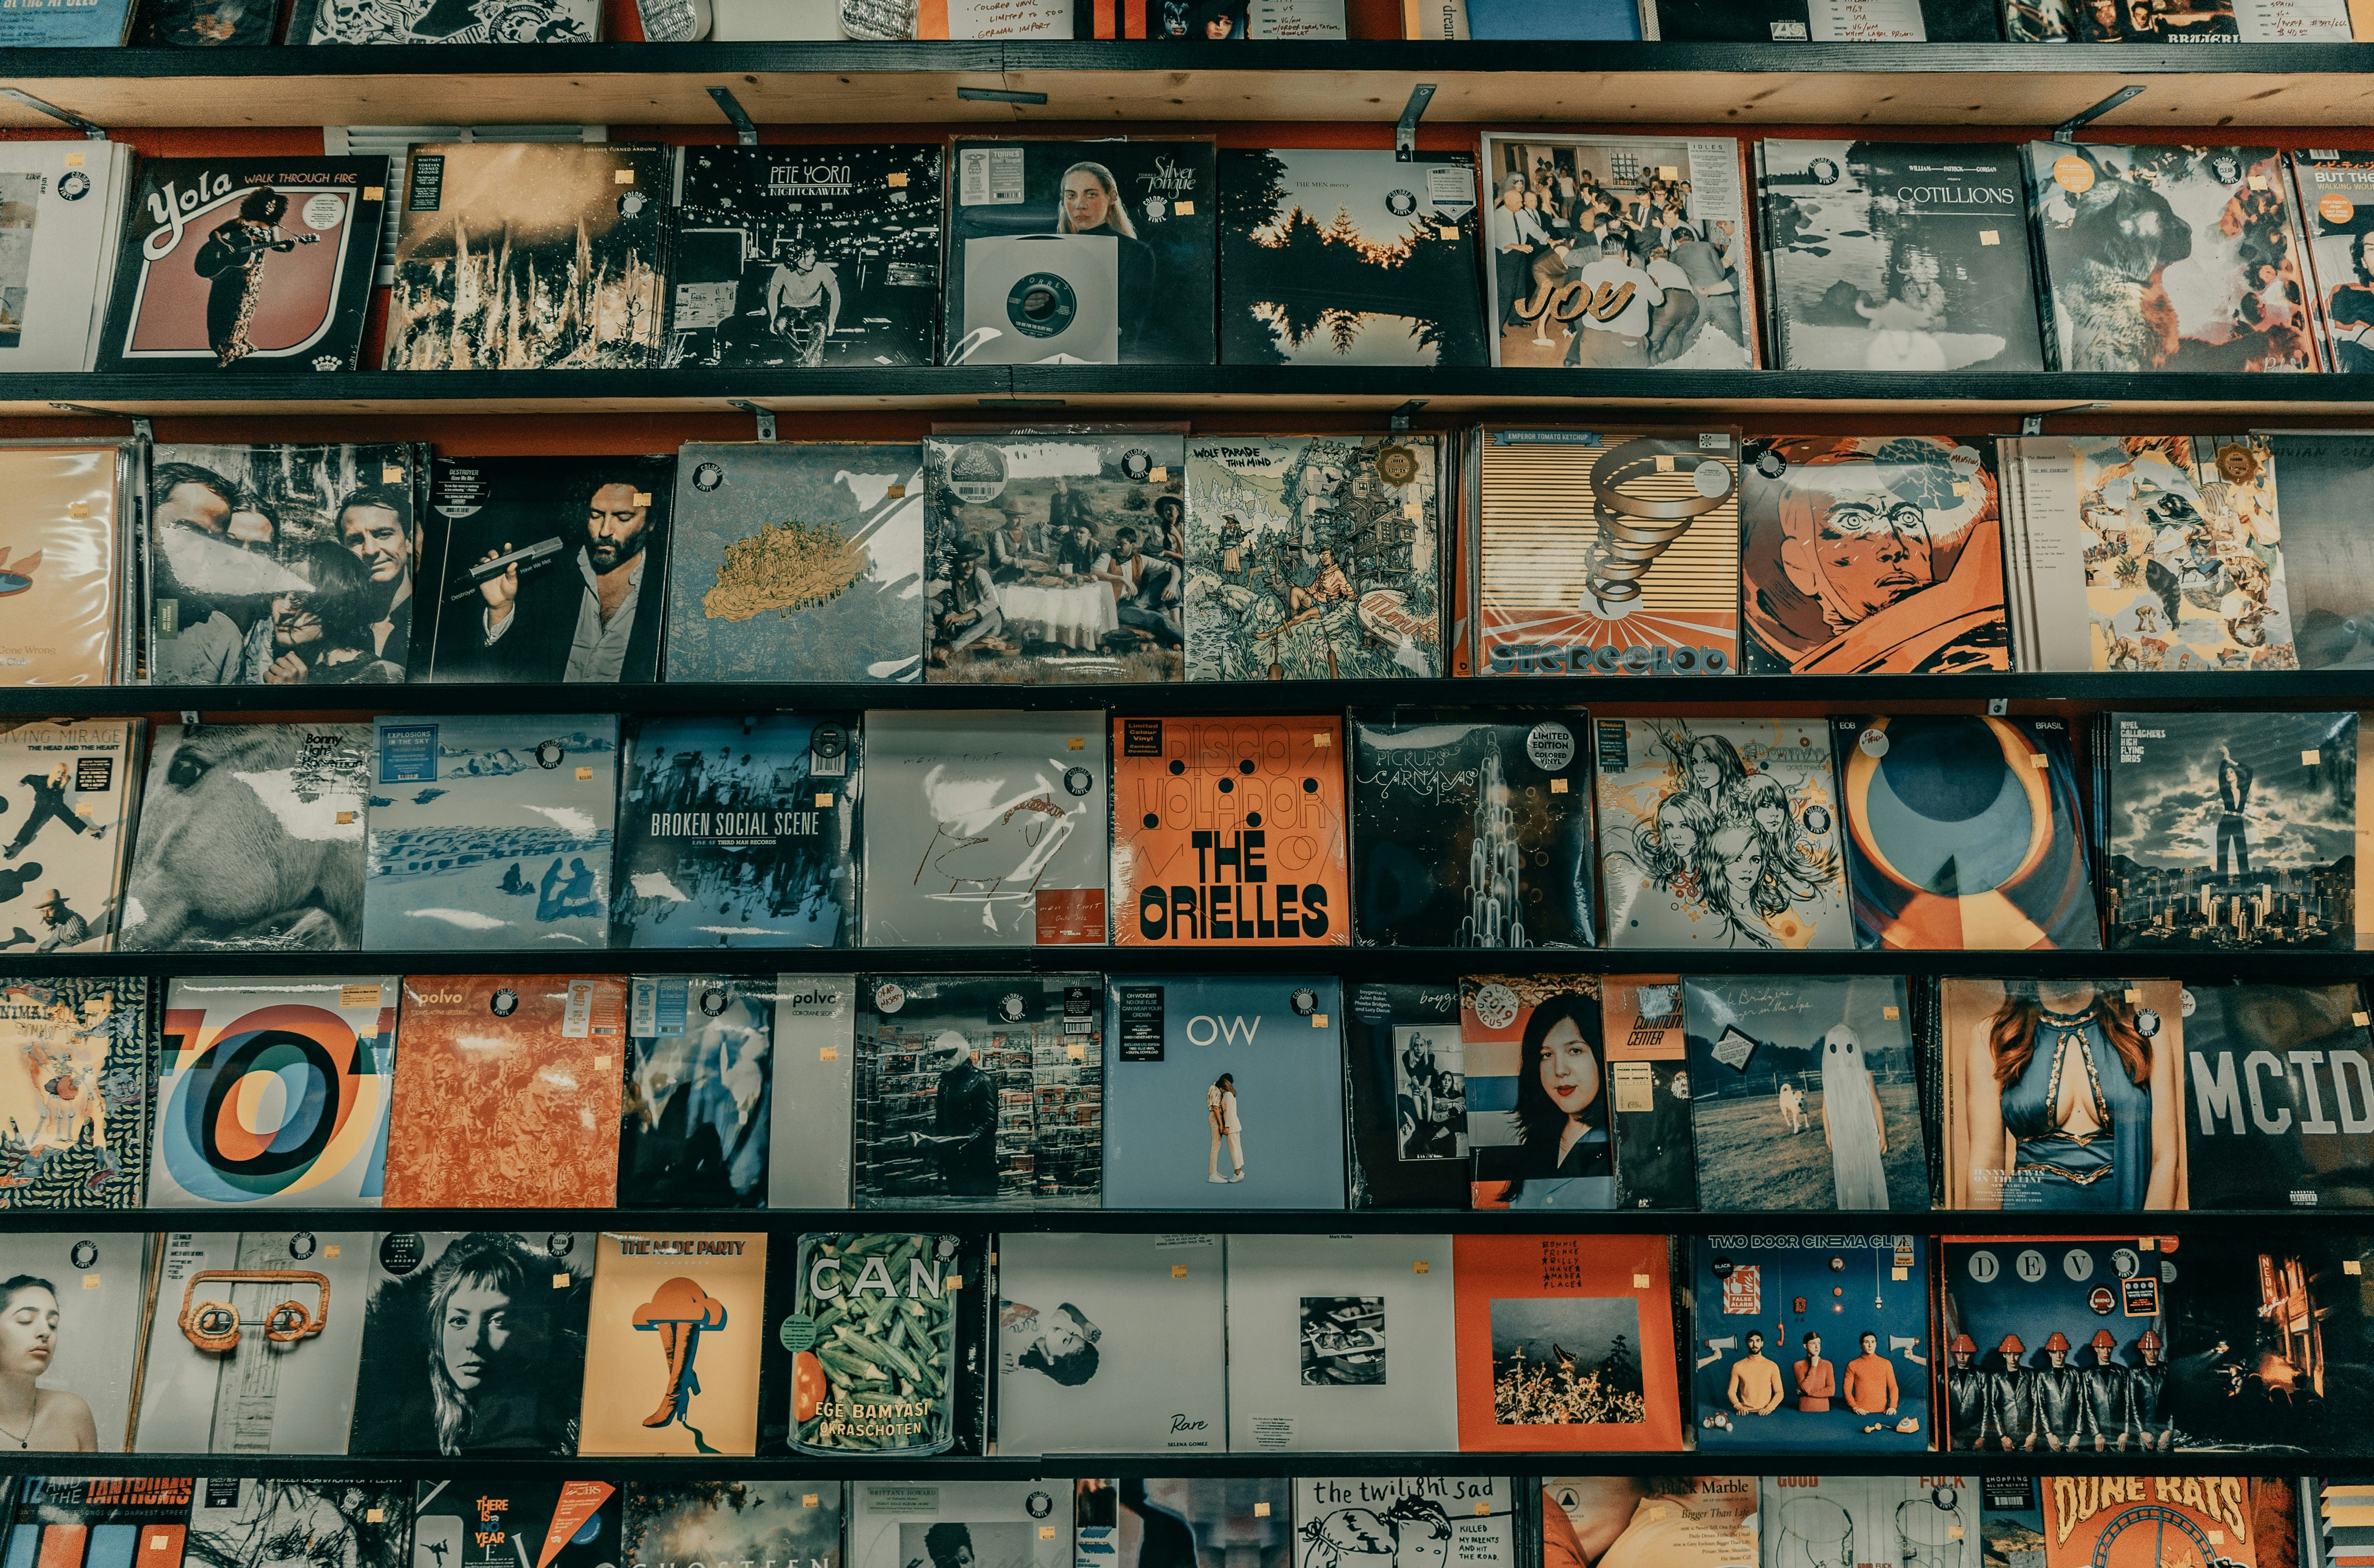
[1451, 1234, 1680, 1453]
[578, 1231, 767, 1457]
[385, 975, 627, 1208]
[1109, 714, 1350, 947]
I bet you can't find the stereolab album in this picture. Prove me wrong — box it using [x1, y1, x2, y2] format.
[1739, 436, 2010, 676]
[185, 1482, 410, 1568]
[614, 714, 859, 950]
[1755, 141, 2046, 373]
[924, 431, 1186, 685]
[1758, 1478, 1979, 1568]
[2178, 983, 2374, 1209]
[131, 1230, 372, 1453]
[150, 976, 397, 1208]
[1072, 1481, 1290, 1568]
[1592, 717, 1852, 950]
[381, 977, 627, 1208]
[1452, 1234, 1680, 1452]
[849, 1485, 1068, 1568]
[1099, 975, 1347, 1210]
[622, 976, 774, 1209]
[2, 1479, 196, 1568]
[1689, 1235, 1930, 1453]
[413, 1481, 620, 1568]
[1343, 982, 1470, 1210]
[1604, 975, 1698, 1211]
[361, 714, 621, 951]
[942, 138, 1218, 365]
[97, 158, 385, 374]
[1290, 1479, 1514, 1567]
[1217, 148, 1485, 366]
[578, 1231, 766, 1456]
[2256, 432, 2374, 669]
[1982, 1476, 2296, 1568]
[1182, 433, 1443, 682]
[2297, 151, 2374, 374]
[996, 1231, 1225, 1455]
[348, 1230, 595, 1455]
[1938, 1235, 2175, 1452]
[1469, 426, 1742, 679]
[1110, 715, 1350, 948]
[1935, 978, 2190, 1211]
[2159, 1233, 2373, 1453]
[1541, 1477, 1757, 1568]
[781, 1232, 986, 1458]
[664, 442, 929, 684]
[770, 976, 854, 1209]
[0, 144, 134, 370]
[0, 719, 140, 953]
[0, 444, 134, 686]
[1461, 975, 1612, 1212]
[1224, 1233, 1455, 1452]
[625, 1485, 842, 1568]
[385, 144, 671, 370]
[860, 710, 1109, 947]
[1831, 714, 2100, 950]
[668, 145, 941, 368]
[0, 1234, 144, 1449]
[2026, 143, 2320, 373]
[0, 976, 151, 1208]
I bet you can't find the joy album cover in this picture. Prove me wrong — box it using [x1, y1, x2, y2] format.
[0, 976, 151, 1209]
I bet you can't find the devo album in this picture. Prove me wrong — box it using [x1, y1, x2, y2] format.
[0, 719, 140, 954]
[0, 976, 150, 1209]
[0, 1234, 145, 1449]
[622, 976, 775, 1209]
[1454, 1234, 1678, 1452]
[578, 1231, 767, 1456]
[2180, 983, 2374, 1209]
[1343, 982, 1470, 1210]
[2297, 151, 2374, 374]
[1224, 1233, 1457, 1452]
[0, 443, 137, 687]
[1462, 976, 1614, 1212]
[995, 1231, 1226, 1454]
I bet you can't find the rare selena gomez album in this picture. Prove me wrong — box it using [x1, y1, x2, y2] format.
[96, 158, 388, 374]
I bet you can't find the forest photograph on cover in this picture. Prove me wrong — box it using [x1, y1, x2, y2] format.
[1488, 1296, 1645, 1427]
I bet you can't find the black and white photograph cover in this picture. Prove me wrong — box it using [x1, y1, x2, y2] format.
[995, 1231, 1225, 1456]
[1223, 1233, 1457, 1453]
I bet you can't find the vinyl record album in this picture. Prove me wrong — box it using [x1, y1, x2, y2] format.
[0, 976, 151, 1209]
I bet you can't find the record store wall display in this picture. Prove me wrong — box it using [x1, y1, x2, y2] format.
[1074, 1481, 1291, 1568]
[1222, 1232, 1458, 1453]
[1290, 1478, 1516, 1567]
[1461, 975, 1613, 1212]
[0, 444, 136, 688]
[0, 719, 139, 954]
[2258, 433, 2374, 669]
[1938, 1234, 2173, 1453]
[941, 138, 1218, 365]
[2296, 150, 2374, 375]
[1539, 1476, 1757, 1568]
[413, 1480, 621, 1568]
[622, 976, 775, 1209]
[0, 1233, 144, 1450]
[0, 976, 151, 1209]
[1343, 982, 1472, 1211]
[625, 1483, 842, 1568]
[783, 1232, 983, 1457]
[0, 144, 133, 372]
[578, 1230, 767, 1456]
[184, 1481, 412, 1568]
[1452, 1233, 1680, 1453]
[2176, 983, 2374, 1209]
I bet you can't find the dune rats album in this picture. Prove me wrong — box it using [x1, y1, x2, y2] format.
[0, 975, 151, 1209]
[1980, 1476, 2295, 1568]
[579, 1231, 767, 1456]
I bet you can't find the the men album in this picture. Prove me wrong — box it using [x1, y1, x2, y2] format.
[624, 1485, 841, 1568]
[97, 158, 387, 374]
[0, 976, 151, 1209]
[150, 976, 398, 1208]
[413, 1481, 620, 1568]
[0, 719, 140, 954]
[781, 1231, 985, 1457]
[2, 1479, 196, 1568]
[847, 1485, 1069, 1568]
[0, 442, 136, 687]
[770, 975, 854, 1209]
[669, 145, 941, 368]
[1980, 1476, 2296, 1567]
[382, 976, 628, 1208]
[1182, 433, 1443, 683]
[1603, 975, 1697, 1210]
[385, 143, 671, 370]
[2297, 151, 2374, 374]
[123, 749, 374, 956]
[2179, 983, 2374, 1209]
[1939, 1234, 2174, 1453]
[2253, 432, 2374, 669]
[578, 1231, 766, 1456]
[1541, 1476, 1758, 1568]
[290, 0, 597, 41]
[185, 1482, 409, 1568]
[1071, 1481, 1290, 1568]
[1690, 1235, 1929, 1452]
[131, 1229, 372, 1453]
[1758, 1478, 1977, 1568]
[1217, 148, 1486, 366]
[1099, 975, 1347, 1210]
[1461, 975, 1612, 1212]
[361, 714, 621, 951]
[623, 977, 774, 1209]
[348, 1230, 595, 1454]
[0, 1234, 144, 1450]
[1222, 1232, 1456, 1452]
[995, 1231, 1225, 1454]
[1343, 982, 1470, 1210]
[1453, 1234, 1679, 1452]
[852, 973, 1102, 1209]
[664, 442, 929, 684]
[1289, 1478, 1514, 1568]
[0, 144, 134, 369]
[942, 139, 1217, 364]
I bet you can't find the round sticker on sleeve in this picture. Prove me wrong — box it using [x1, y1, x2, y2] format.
[2322, 191, 2357, 225]
[874, 982, 905, 1013]
[1525, 722, 1575, 771]
[1375, 445, 1419, 486]
[1858, 727, 1889, 759]
[1473, 982, 1520, 1030]
[778, 1314, 819, 1351]
[302, 194, 347, 231]
[1064, 766, 1094, 797]
[2053, 155, 2095, 194]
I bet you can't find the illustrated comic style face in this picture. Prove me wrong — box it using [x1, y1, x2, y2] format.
[1538, 1015, 1601, 1120]
[584, 482, 651, 572]
[1752, 794, 1786, 836]
[1658, 800, 1699, 860]
[0, 1285, 59, 1379]
[1809, 490, 1932, 623]
[340, 503, 412, 588]
[1690, 756, 1723, 792]
[1061, 170, 1113, 232]
[1713, 822, 1765, 899]
[440, 1279, 519, 1392]
[1394, 1523, 1450, 1568]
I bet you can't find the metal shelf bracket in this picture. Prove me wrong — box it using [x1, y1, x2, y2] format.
[2019, 401, 2109, 436]
[1394, 83, 1436, 162]
[1390, 397, 1428, 431]
[0, 89, 108, 140]
[50, 402, 153, 443]
[705, 85, 760, 145]
[727, 398, 778, 442]
[2052, 83, 2144, 142]
[956, 86, 1050, 104]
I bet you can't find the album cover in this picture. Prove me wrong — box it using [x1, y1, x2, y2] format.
[0, 1235, 144, 1449]
[1460, 976, 1612, 1212]
[150, 976, 398, 1208]
[1939, 1235, 2175, 1452]
[132, 1230, 372, 1453]
[184, 1483, 407, 1568]
[859, 710, 1109, 947]
[2308, 1478, 2373, 1568]
[770, 976, 854, 1209]
[852, 973, 1102, 1209]
[1690, 1235, 1929, 1452]
[291, 0, 594, 43]
[1222, 1234, 1454, 1451]
[2254, 432, 2374, 668]
[1290, 1479, 1513, 1568]
[2099, 710, 2355, 950]
[1936, 978, 2189, 1210]
[1593, 717, 1852, 949]
[669, 145, 940, 367]
[1343, 982, 1470, 1210]
[1218, 148, 1485, 366]
[2158, 1233, 2374, 1453]
[0, 443, 136, 686]
[2297, 151, 2374, 373]
[1603, 975, 1698, 1210]
[361, 715, 621, 951]
[382, 977, 627, 1208]
[2026, 143, 2320, 373]
[664, 442, 929, 684]
[0, 976, 150, 1209]
[413, 1481, 620, 1568]
[625, 1484, 842, 1568]
[1452, 1234, 1677, 1452]
[1758, 1478, 1978, 1568]
[98, 159, 385, 374]
[385, 143, 670, 370]
[2022, 0, 2344, 42]
[924, 431, 1185, 684]
[578, 1231, 766, 1456]
[1110, 715, 1349, 947]
[1072, 1482, 1289, 1568]
[0, 0, 135, 48]
[996, 1231, 1225, 1454]
[1182, 433, 1444, 681]
[942, 139, 1217, 364]
[623, 978, 774, 1209]
[1832, 714, 2099, 950]
[417, 455, 676, 683]
[1651, 0, 1997, 37]
[1540, 1478, 1757, 1568]
[1470, 427, 1743, 678]
[0, 719, 140, 953]
[134, 0, 273, 41]
[2, 1479, 195, 1568]
[1475, 134, 1759, 370]
[1100, 975, 1347, 1209]
[614, 714, 860, 950]
[2179, 984, 2374, 1208]
[0, 145, 134, 367]
[1980, 1476, 2296, 1568]
[348, 1230, 595, 1454]
[781, 1232, 983, 1457]
[849, 1485, 1068, 1568]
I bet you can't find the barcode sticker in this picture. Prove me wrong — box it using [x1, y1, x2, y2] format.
[1315, 732, 1330, 746]
[365, 187, 383, 201]
[326, 1245, 341, 1258]
[367, 1511, 385, 1524]
[1069, 1043, 1086, 1060]
[804, 1496, 820, 1508]
[1437, 225, 1458, 240]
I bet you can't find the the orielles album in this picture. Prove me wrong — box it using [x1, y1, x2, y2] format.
[995, 1231, 1225, 1454]
[0, 1234, 144, 1449]
[1453, 1234, 1678, 1452]
[578, 1231, 767, 1456]
[0, 976, 150, 1208]
[622, 976, 773, 1209]
[0, 442, 136, 687]
[0, 719, 140, 956]
[2181, 983, 2374, 1209]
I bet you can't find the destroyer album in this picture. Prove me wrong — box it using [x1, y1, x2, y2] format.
[578, 1230, 767, 1456]
[0, 719, 139, 954]
[2297, 151, 2374, 373]
[2178, 983, 2374, 1208]
[622, 976, 774, 1209]
[1454, 1234, 1678, 1452]
[1343, 982, 1471, 1210]
[995, 1231, 1225, 1454]
[0, 976, 150, 1209]
[0, 1234, 144, 1449]
[0, 443, 136, 686]
[1461, 975, 1614, 1211]
[1223, 1232, 1457, 1452]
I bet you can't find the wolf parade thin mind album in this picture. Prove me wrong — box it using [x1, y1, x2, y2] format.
[1182, 434, 1443, 682]
[577, 1231, 766, 1456]
[943, 139, 1217, 365]
[1540, 1477, 1758, 1568]
[3, 1479, 196, 1568]
[1290, 1479, 1515, 1568]
[1343, 982, 1471, 1210]
[0, 977, 150, 1210]
[2158, 1233, 2371, 1454]
[385, 144, 669, 370]
[362, 715, 620, 951]
[669, 145, 941, 368]
[665, 442, 929, 684]
[290, 0, 596, 44]
[1224, 1233, 1456, 1452]
[349, 1231, 595, 1454]
[849, 1485, 1069, 1568]
[1603, 975, 1698, 1211]
[2177, 983, 2374, 1209]
[97, 159, 387, 374]
[780, 1232, 987, 1458]
[414, 1481, 620, 1568]
[2296, 151, 2374, 373]
[1983, 1478, 2296, 1568]
[625, 1485, 842, 1568]
[1072, 1481, 1290, 1568]
[150, 976, 397, 1208]
[622, 978, 773, 1210]
[1217, 148, 1486, 366]
[0, 720, 139, 954]
[0, 443, 136, 686]
[185, 1483, 410, 1568]
[1461, 976, 1613, 1212]
[1938, 1235, 2176, 1453]
[1758, 1478, 1978, 1568]
[995, 1231, 1225, 1454]
[0, 1235, 145, 1449]
[614, 714, 859, 950]
[769, 976, 853, 1209]
[132, 1230, 372, 1453]
[2252, 432, 2374, 669]
[1454, 1234, 1679, 1452]
[0, 144, 134, 368]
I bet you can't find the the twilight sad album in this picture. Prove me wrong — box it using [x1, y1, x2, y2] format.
[97, 158, 387, 375]
[2181, 983, 2374, 1209]
[1290, 1478, 1515, 1568]
[0, 976, 151, 1209]
[623, 976, 774, 1209]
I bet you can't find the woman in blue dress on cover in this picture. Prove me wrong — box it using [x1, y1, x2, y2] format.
[1963, 978, 2180, 1210]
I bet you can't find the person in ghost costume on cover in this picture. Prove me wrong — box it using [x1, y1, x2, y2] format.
[1818, 1026, 1889, 1208]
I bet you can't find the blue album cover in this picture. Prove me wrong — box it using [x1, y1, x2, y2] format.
[0, 0, 135, 44]
[623, 976, 775, 1209]
[362, 715, 620, 951]
[1938, 1235, 2173, 1454]
[1101, 975, 1346, 1209]
[1691, 1235, 1931, 1453]
[613, 714, 860, 949]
